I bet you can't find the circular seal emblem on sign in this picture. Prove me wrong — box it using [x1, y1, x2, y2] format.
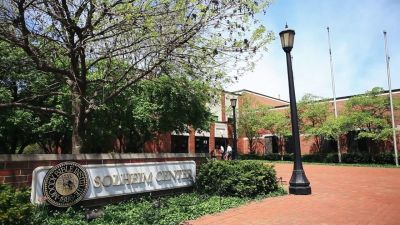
[42, 161, 89, 207]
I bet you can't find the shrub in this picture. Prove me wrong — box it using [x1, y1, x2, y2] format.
[341, 152, 370, 164]
[282, 153, 294, 161]
[371, 153, 396, 164]
[0, 184, 33, 225]
[196, 160, 278, 198]
[264, 153, 281, 161]
[240, 151, 398, 165]
[325, 153, 339, 163]
[301, 154, 325, 163]
[238, 154, 264, 160]
[23, 144, 44, 154]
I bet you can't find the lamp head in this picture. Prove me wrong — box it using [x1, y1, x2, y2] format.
[230, 98, 237, 108]
[279, 24, 295, 53]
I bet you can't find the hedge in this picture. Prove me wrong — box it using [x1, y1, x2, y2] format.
[239, 152, 398, 165]
[239, 153, 294, 161]
[196, 160, 279, 197]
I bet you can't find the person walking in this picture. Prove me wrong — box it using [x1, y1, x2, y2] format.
[226, 144, 233, 160]
[220, 145, 225, 160]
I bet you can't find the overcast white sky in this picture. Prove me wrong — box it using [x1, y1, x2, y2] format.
[226, 0, 400, 101]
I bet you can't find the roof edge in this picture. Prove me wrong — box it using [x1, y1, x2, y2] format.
[233, 89, 290, 104]
[271, 88, 400, 109]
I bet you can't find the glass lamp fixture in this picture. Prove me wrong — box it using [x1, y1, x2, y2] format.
[279, 24, 295, 52]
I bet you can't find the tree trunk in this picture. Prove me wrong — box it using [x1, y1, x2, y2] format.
[279, 137, 284, 161]
[71, 87, 86, 154]
[248, 138, 255, 154]
[314, 136, 322, 153]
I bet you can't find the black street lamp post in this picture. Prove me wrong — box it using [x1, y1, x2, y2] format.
[230, 98, 237, 160]
[279, 25, 311, 195]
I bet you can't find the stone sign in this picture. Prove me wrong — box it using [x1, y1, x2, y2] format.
[31, 161, 196, 206]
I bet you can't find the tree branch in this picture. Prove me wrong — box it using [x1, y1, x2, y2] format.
[0, 102, 71, 118]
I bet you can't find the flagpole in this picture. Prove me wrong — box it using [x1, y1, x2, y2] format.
[327, 26, 341, 163]
[383, 30, 399, 167]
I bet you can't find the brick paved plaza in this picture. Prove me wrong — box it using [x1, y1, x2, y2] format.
[188, 163, 400, 225]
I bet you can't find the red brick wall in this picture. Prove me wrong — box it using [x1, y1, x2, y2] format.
[221, 93, 226, 122]
[0, 153, 208, 188]
[188, 129, 196, 154]
[299, 136, 315, 155]
[209, 123, 216, 153]
[239, 92, 288, 108]
[144, 133, 172, 153]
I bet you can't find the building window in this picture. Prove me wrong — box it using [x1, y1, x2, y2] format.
[284, 136, 294, 153]
[265, 136, 279, 153]
[195, 137, 209, 153]
[171, 135, 188, 153]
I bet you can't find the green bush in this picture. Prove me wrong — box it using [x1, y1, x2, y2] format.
[342, 152, 370, 164]
[238, 154, 264, 160]
[23, 144, 44, 154]
[238, 153, 293, 161]
[264, 153, 281, 161]
[240, 152, 397, 165]
[301, 154, 322, 162]
[325, 153, 339, 163]
[340, 152, 397, 164]
[263, 153, 293, 161]
[371, 153, 396, 164]
[195, 160, 278, 197]
[282, 153, 294, 161]
[0, 184, 33, 225]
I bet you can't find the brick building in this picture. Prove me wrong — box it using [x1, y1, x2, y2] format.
[143, 89, 289, 155]
[238, 89, 400, 155]
[143, 88, 400, 156]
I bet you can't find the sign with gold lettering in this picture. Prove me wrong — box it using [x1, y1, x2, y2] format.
[31, 161, 196, 205]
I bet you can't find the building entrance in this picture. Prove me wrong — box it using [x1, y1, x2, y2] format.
[171, 135, 188, 153]
[215, 137, 227, 151]
[195, 137, 209, 153]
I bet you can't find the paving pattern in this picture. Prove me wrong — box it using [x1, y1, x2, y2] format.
[187, 163, 400, 225]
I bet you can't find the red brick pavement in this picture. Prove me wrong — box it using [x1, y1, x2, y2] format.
[187, 163, 400, 225]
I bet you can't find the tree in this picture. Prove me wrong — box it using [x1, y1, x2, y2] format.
[341, 87, 393, 153]
[0, 0, 274, 153]
[0, 41, 71, 154]
[262, 109, 291, 159]
[297, 94, 330, 153]
[319, 115, 346, 142]
[84, 75, 213, 153]
[0, 41, 213, 153]
[238, 96, 269, 154]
